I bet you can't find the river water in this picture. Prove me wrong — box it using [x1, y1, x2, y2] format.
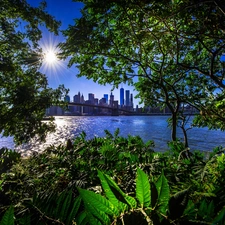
[0, 116, 224, 156]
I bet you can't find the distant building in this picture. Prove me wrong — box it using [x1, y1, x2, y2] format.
[112, 100, 118, 108]
[130, 93, 133, 108]
[109, 92, 114, 107]
[84, 100, 93, 114]
[99, 97, 106, 105]
[80, 94, 85, 103]
[120, 88, 124, 106]
[94, 98, 98, 105]
[73, 92, 81, 103]
[104, 94, 108, 104]
[46, 106, 63, 116]
[73, 92, 81, 114]
[88, 93, 95, 104]
[125, 90, 130, 106]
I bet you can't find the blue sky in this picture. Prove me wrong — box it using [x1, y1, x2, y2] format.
[26, 0, 142, 107]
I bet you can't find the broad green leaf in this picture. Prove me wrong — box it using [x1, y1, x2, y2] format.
[85, 211, 103, 225]
[82, 198, 111, 225]
[136, 168, 151, 208]
[155, 171, 170, 215]
[0, 206, 14, 225]
[98, 170, 127, 213]
[99, 171, 137, 209]
[79, 188, 116, 217]
[84, 203, 110, 225]
[76, 211, 88, 225]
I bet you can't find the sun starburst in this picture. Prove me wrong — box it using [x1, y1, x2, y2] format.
[45, 50, 58, 64]
[39, 37, 65, 78]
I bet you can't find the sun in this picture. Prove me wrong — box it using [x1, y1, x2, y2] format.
[39, 36, 68, 79]
[44, 50, 58, 64]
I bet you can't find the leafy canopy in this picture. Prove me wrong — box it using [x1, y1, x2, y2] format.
[0, 0, 68, 144]
[60, 0, 225, 131]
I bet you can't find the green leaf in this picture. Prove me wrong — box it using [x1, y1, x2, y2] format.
[155, 171, 170, 215]
[212, 206, 225, 225]
[136, 168, 151, 208]
[60, 189, 73, 221]
[0, 206, 14, 225]
[66, 196, 82, 225]
[85, 211, 102, 225]
[98, 170, 137, 210]
[79, 188, 116, 216]
[78, 188, 115, 224]
[76, 211, 89, 225]
[98, 170, 126, 212]
[198, 199, 208, 218]
[53, 190, 66, 219]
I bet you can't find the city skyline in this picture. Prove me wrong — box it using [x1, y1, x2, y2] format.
[47, 88, 137, 116]
[26, 0, 143, 107]
[66, 88, 135, 108]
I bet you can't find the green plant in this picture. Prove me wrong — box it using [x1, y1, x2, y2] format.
[0, 206, 14, 225]
[77, 169, 185, 224]
[1, 132, 225, 224]
[0, 148, 21, 174]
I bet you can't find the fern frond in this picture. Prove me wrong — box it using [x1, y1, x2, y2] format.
[0, 206, 14, 225]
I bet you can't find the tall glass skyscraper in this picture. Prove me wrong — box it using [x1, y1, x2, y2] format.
[109, 92, 114, 106]
[120, 88, 124, 106]
[104, 94, 108, 104]
[130, 93, 133, 107]
[125, 90, 130, 106]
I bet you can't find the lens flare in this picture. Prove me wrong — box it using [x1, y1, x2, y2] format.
[45, 50, 57, 64]
[38, 34, 76, 85]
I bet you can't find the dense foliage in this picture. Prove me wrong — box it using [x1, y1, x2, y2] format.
[0, 130, 225, 224]
[60, 0, 225, 139]
[0, 0, 68, 144]
[1, 0, 225, 224]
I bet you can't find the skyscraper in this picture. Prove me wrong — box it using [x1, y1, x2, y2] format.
[73, 93, 80, 103]
[88, 93, 95, 104]
[120, 88, 124, 106]
[104, 94, 108, 104]
[80, 94, 84, 103]
[109, 92, 114, 106]
[125, 90, 130, 106]
[130, 93, 133, 108]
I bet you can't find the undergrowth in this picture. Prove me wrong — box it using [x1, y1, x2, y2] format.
[0, 129, 225, 224]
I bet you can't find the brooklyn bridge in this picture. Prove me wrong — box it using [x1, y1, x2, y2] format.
[68, 102, 134, 116]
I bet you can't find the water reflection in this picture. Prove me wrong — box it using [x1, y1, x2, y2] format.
[0, 116, 224, 157]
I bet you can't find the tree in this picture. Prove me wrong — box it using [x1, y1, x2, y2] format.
[0, 0, 68, 145]
[60, 0, 225, 143]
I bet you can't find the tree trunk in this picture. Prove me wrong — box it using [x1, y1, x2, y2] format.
[181, 126, 189, 148]
[171, 112, 177, 141]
